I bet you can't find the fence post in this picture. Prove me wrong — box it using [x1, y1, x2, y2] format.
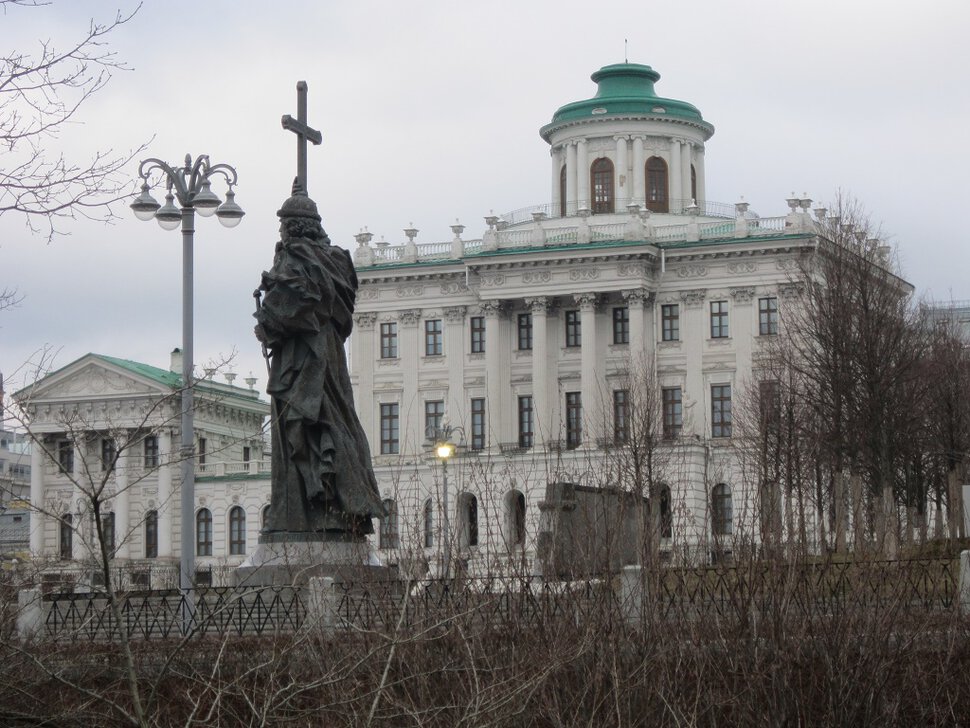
[307, 576, 338, 631]
[16, 588, 44, 641]
[960, 551, 970, 614]
[618, 565, 644, 629]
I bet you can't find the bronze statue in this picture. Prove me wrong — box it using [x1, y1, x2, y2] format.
[254, 183, 382, 538]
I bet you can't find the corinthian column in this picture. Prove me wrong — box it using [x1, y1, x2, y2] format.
[575, 293, 601, 445]
[526, 296, 553, 447]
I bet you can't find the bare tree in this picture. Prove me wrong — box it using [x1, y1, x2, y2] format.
[1, 1, 146, 242]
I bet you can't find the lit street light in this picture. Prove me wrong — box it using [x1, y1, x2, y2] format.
[131, 155, 243, 629]
[428, 423, 462, 579]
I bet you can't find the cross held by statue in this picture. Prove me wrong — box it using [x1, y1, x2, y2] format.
[281, 80, 323, 195]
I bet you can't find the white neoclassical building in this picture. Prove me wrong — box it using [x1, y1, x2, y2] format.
[14, 351, 270, 586]
[348, 61, 849, 574]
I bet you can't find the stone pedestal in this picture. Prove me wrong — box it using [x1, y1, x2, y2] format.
[235, 533, 390, 586]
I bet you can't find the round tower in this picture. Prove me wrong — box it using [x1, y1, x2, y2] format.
[540, 63, 714, 217]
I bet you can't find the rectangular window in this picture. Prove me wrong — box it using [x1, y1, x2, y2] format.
[143, 435, 159, 469]
[471, 398, 486, 450]
[517, 313, 533, 351]
[662, 387, 683, 438]
[145, 511, 158, 559]
[565, 310, 581, 347]
[102, 512, 115, 558]
[242, 446, 251, 463]
[197, 437, 207, 467]
[612, 307, 630, 345]
[380, 322, 398, 359]
[100, 438, 115, 473]
[425, 400, 445, 440]
[518, 395, 534, 449]
[759, 297, 779, 336]
[710, 301, 729, 339]
[380, 403, 400, 454]
[711, 384, 732, 438]
[760, 380, 781, 430]
[57, 440, 73, 474]
[470, 316, 485, 353]
[425, 319, 443, 356]
[565, 392, 582, 449]
[661, 304, 680, 342]
[613, 390, 629, 443]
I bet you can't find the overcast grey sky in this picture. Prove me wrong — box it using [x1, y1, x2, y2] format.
[3, 0, 969, 396]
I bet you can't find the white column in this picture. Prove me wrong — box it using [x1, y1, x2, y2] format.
[72, 438, 84, 560]
[157, 429, 173, 558]
[443, 306, 466, 421]
[527, 297, 553, 448]
[352, 312, 377, 440]
[576, 138, 589, 210]
[399, 309, 422, 454]
[632, 136, 645, 205]
[113, 442, 129, 559]
[695, 146, 706, 206]
[681, 290, 706, 438]
[670, 140, 682, 213]
[614, 136, 628, 209]
[565, 142, 577, 216]
[551, 146, 562, 215]
[29, 438, 45, 556]
[482, 301, 506, 448]
[682, 141, 693, 202]
[576, 293, 601, 446]
[623, 289, 650, 364]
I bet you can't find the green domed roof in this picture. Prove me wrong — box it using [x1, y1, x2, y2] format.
[540, 63, 713, 140]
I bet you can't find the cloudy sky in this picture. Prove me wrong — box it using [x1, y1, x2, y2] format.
[2, 0, 969, 397]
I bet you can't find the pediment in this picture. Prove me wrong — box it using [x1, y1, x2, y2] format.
[23, 359, 169, 403]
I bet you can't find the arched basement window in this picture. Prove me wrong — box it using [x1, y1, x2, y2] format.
[506, 490, 526, 546]
[459, 493, 479, 548]
[711, 483, 733, 537]
[590, 157, 614, 214]
[379, 498, 399, 549]
[229, 506, 246, 555]
[646, 156, 668, 213]
[196, 508, 212, 557]
[659, 485, 673, 539]
[423, 498, 434, 549]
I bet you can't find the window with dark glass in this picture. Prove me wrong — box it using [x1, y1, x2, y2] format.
[712, 483, 733, 537]
[565, 310, 581, 347]
[196, 508, 213, 556]
[517, 313, 533, 351]
[57, 439, 73, 474]
[100, 438, 115, 473]
[144, 435, 159, 468]
[646, 156, 669, 213]
[612, 306, 629, 345]
[470, 316, 485, 354]
[613, 389, 629, 443]
[760, 380, 781, 431]
[229, 506, 246, 555]
[711, 384, 732, 438]
[425, 400, 445, 442]
[759, 297, 779, 336]
[662, 387, 683, 438]
[59, 513, 73, 560]
[243, 446, 251, 463]
[590, 157, 614, 213]
[690, 164, 697, 202]
[559, 166, 567, 217]
[145, 510, 158, 559]
[661, 304, 680, 341]
[425, 319, 443, 356]
[101, 512, 115, 557]
[565, 392, 582, 449]
[197, 437, 207, 467]
[380, 403, 400, 454]
[379, 498, 399, 549]
[660, 485, 673, 539]
[380, 322, 398, 359]
[462, 494, 479, 547]
[424, 498, 434, 548]
[710, 301, 729, 339]
[518, 396, 534, 449]
[471, 398, 486, 451]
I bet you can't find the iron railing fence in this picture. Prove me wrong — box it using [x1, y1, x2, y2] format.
[19, 557, 960, 642]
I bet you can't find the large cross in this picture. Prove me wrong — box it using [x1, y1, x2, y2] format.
[281, 80, 323, 194]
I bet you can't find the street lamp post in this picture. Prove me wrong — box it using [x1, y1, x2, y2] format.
[130, 155, 244, 628]
[429, 424, 462, 579]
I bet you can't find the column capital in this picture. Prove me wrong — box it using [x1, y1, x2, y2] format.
[353, 311, 378, 330]
[525, 296, 554, 314]
[479, 300, 506, 319]
[680, 288, 707, 308]
[574, 292, 600, 312]
[443, 305, 467, 323]
[622, 288, 655, 308]
[730, 286, 756, 304]
[612, 134, 629, 142]
[398, 308, 422, 327]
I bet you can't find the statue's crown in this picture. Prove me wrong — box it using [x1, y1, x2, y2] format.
[277, 178, 322, 221]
